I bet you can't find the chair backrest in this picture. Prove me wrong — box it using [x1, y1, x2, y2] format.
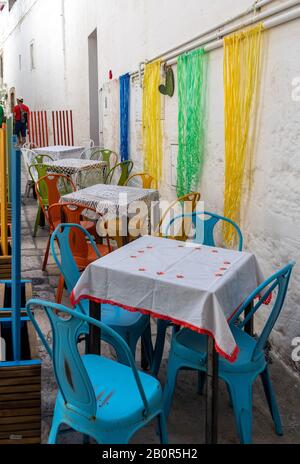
[157, 192, 201, 240]
[26, 299, 150, 420]
[28, 154, 54, 182]
[125, 173, 155, 189]
[80, 146, 102, 160]
[230, 262, 295, 362]
[105, 160, 134, 186]
[91, 149, 119, 172]
[166, 211, 243, 251]
[76, 166, 106, 189]
[36, 174, 76, 209]
[23, 142, 38, 150]
[80, 138, 95, 149]
[50, 223, 100, 292]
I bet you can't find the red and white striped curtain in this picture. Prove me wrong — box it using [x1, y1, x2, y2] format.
[29, 110, 74, 147]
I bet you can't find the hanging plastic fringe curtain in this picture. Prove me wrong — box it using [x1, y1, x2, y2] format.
[223, 23, 263, 246]
[120, 73, 130, 161]
[142, 60, 163, 187]
[177, 48, 207, 198]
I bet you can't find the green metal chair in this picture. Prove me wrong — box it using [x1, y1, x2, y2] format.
[105, 160, 134, 186]
[29, 159, 54, 237]
[91, 149, 119, 173]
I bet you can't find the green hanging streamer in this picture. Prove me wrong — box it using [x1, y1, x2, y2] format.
[177, 48, 207, 198]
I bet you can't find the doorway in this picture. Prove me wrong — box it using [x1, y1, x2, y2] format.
[88, 29, 100, 146]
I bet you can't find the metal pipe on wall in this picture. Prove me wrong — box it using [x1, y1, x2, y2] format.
[132, 0, 300, 84]
[166, 0, 300, 65]
[131, 0, 275, 81]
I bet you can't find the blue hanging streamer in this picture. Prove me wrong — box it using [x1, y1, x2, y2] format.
[120, 73, 130, 161]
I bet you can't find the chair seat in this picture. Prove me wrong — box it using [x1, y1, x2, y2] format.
[175, 325, 265, 373]
[56, 354, 162, 426]
[80, 299, 144, 327]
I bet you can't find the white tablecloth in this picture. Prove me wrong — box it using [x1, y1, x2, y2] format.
[45, 158, 107, 176]
[71, 236, 264, 362]
[61, 184, 159, 219]
[35, 145, 84, 160]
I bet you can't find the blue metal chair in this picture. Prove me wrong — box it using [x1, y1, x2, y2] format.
[26, 299, 168, 444]
[50, 223, 153, 366]
[163, 262, 295, 444]
[151, 211, 243, 377]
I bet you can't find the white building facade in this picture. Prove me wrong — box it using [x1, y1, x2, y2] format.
[0, 0, 300, 372]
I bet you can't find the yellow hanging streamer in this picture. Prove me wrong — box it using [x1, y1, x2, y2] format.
[142, 60, 163, 188]
[223, 24, 263, 246]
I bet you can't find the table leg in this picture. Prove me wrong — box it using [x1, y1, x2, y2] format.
[88, 301, 101, 355]
[205, 336, 219, 444]
[244, 302, 254, 336]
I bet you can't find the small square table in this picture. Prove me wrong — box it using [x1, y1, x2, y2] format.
[35, 145, 84, 160]
[71, 235, 263, 444]
[46, 158, 107, 188]
[61, 184, 160, 239]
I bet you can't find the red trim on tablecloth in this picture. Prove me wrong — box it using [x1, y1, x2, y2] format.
[70, 291, 239, 363]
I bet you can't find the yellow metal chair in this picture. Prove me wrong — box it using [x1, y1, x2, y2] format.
[125, 173, 156, 189]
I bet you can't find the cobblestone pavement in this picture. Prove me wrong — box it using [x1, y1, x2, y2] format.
[20, 192, 300, 445]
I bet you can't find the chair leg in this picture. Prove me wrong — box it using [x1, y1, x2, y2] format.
[48, 420, 61, 444]
[56, 275, 65, 304]
[42, 236, 51, 272]
[163, 357, 181, 419]
[141, 324, 154, 369]
[33, 205, 42, 237]
[157, 413, 168, 444]
[24, 181, 30, 198]
[227, 378, 253, 444]
[260, 366, 283, 436]
[197, 371, 206, 395]
[151, 320, 170, 377]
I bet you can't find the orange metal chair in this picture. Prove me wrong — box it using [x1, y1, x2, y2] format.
[35, 174, 95, 273]
[48, 202, 111, 303]
[125, 173, 156, 189]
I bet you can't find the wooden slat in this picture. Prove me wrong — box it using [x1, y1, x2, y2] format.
[0, 429, 40, 439]
[0, 415, 41, 425]
[0, 367, 40, 379]
[26, 320, 39, 360]
[0, 376, 40, 387]
[0, 391, 40, 402]
[0, 421, 40, 432]
[0, 399, 40, 409]
[0, 408, 41, 418]
[0, 364, 40, 373]
[25, 282, 33, 302]
[0, 282, 5, 308]
[0, 437, 40, 444]
[0, 384, 41, 394]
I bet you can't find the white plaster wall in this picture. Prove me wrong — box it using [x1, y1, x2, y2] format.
[0, 0, 299, 370]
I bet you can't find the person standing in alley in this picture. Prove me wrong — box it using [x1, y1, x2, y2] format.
[13, 97, 30, 146]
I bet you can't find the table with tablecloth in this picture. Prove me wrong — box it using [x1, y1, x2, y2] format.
[61, 184, 160, 237]
[45, 158, 107, 188]
[70, 235, 263, 443]
[35, 145, 84, 160]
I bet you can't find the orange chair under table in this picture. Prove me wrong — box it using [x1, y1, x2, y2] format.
[35, 174, 95, 272]
[48, 202, 112, 303]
